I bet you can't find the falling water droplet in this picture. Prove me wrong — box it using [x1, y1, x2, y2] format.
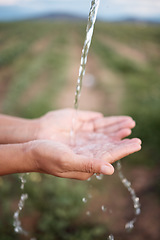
[108, 234, 114, 240]
[125, 219, 135, 232]
[82, 197, 87, 203]
[14, 212, 19, 218]
[134, 197, 140, 208]
[96, 173, 103, 180]
[135, 207, 141, 215]
[15, 227, 19, 233]
[101, 205, 107, 212]
[87, 177, 91, 181]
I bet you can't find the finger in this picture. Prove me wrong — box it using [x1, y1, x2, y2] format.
[76, 111, 103, 131]
[96, 118, 135, 133]
[102, 138, 142, 165]
[107, 128, 132, 140]
[77, 110, 103, 121]
[79, 121, 95, 131]
[94, 116, 135, 131]
[79, 117, 135, 132]
[37, 166, 93, 180]
[71, 154, 115, 176]
[58, 171, 93, 180]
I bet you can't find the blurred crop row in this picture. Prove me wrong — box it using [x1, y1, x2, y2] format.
[0, 20, 160, 240]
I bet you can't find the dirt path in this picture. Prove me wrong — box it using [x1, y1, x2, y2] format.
[17, 36, 54, 105]
[30, 35, 52, 55]
[97, 35, 147, 65]
[89, 52, 126, 115]
[0, 36, 53, 112]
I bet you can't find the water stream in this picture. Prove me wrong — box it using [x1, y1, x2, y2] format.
[74, 0, 100, 110]
[70, 0, 100, 145]
[72, 0, 141, 239]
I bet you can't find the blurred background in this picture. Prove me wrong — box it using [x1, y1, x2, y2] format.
[0, 0, 160, 239]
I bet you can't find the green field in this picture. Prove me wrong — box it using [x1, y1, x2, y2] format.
[0, 20, 160, 240]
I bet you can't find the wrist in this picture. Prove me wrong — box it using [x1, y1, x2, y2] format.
[26, 118, 40, 141]
[0, 142, 37, 175]
[0, 115, 40, 144]
[21, 141, 38, 173]
[25, 140, 43, 173]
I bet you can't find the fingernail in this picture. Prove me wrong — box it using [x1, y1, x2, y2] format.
[101, 164, 114, 175]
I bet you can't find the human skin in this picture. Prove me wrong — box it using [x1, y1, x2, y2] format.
[0, 109, 141, 180]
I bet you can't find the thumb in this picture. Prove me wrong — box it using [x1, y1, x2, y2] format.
[73, 155, 114, 175]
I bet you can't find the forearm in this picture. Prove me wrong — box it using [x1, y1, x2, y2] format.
[0, 114, 38, 144]
[0, 143, 35, 176]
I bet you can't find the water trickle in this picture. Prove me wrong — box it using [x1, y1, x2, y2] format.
[13, 174, 36, 240]
[19, 174, 27, 190]
[13, 174, 28, 236]
[13, 192, 28, 236]
[125, 219, 135, 232]
[116, 161, 141, 231]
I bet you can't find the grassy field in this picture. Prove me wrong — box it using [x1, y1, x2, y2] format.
[0, 20, 160, 240]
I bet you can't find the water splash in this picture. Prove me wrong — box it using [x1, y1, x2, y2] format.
[116, 161, 141, 231]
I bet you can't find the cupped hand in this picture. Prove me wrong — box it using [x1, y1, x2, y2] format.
[31, 108, 141, 180]
[35, 108, 136, 143]
[31, 135, 141, 180]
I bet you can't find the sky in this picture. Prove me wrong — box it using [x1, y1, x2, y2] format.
[0, 0, 160, 21]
